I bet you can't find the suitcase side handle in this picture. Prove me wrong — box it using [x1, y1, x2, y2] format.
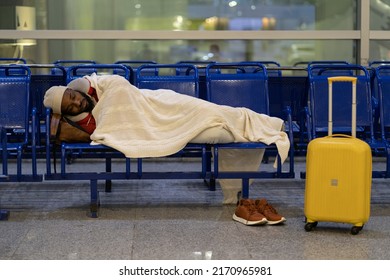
[327, 77, 357, 137]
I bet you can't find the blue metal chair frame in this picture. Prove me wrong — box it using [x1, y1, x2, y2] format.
[205, 62, 295, 198]
[114, 60, 157, 84]
[136, 63, 213, 189]
[368, 61, 390, 138]
[1, 126, 9, 182]
[373, 65, 390, 177]
[44, 64, 133, 216]
[0, 58, 27, 76]
[303, 64, 385, 178]
[307, 60, 352, 76]
[241, 61, 282, 77]
[51, 60, 97, 76]
[0, 126, 10, 220]
[29, 65, 67, 156]
[176, 61, 219, 100]
[307, 64, 373, 139]
[0, 65, 41, 182]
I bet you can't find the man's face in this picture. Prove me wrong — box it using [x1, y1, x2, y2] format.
[61, 88, 95, 116]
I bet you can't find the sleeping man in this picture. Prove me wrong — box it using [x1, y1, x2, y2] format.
[44, 74, 288, 225]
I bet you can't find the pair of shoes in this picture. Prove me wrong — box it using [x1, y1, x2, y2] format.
[233, 199, 267, 225]
[232, 198, 286, 226]
[255, 198, 286, 225]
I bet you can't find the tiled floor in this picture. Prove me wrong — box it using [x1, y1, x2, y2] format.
[0, 157, 389, 260]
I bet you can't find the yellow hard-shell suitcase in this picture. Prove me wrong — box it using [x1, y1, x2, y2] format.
[304, 77, 372, 235]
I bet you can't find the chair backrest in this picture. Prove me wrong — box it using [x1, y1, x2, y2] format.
[206, 62, 269, 115]
[308, 64, 373, 139]
[308, 61, 352, 76]
[374, 65, 390, 138]
[0, 65, 31, 144]
[268, 75, 309, 120]
[53, 59, 96, 65]
[66, 64, 131, 83]
[241, 61, 282, 77]
[368, 60, 390, 100]
[30, 66, 67, 120]
[176, 61, 220, 100]
[136, 64, 199, 98]
[115, 60, 157, 84]
[176, 61, 216, 75]
[52, 60, 97, 75]
[369, 60, 390, 68]
[0, 58, 27, 75]
[115, 60, 157, 68]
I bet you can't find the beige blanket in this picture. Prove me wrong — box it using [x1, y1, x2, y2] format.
[87, 74, 290, 164]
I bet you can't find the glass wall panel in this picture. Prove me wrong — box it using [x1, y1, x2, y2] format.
[370, 40, 390, 61]
[0, 0, 357, 31]
[0, 0, 360, 64]
[370, 0, 390, 30]
[5, 39, 355, 67]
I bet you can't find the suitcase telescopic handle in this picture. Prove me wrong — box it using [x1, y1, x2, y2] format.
[327, 76, 357, 137]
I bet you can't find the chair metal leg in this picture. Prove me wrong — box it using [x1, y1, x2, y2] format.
[0, 209, 10, 221]
[0, 129, 9, 218]
[386, 146, 390, 178]
[89, 179, 100, 218]
[105, 157, 112, 192]
[241, 178, 250, 198]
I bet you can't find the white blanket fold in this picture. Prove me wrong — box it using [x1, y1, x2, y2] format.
[87, 74, 290, 163]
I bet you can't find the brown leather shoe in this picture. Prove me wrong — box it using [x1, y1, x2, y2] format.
[233, 199, 267, 226]
[255, 198, 286, 225]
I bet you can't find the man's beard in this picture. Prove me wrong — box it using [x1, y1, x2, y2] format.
[78, 90, 95, 113]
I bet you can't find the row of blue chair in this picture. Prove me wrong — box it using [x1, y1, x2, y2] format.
[1, 62, 296, 217]
[46, 63, 295, 217]
[2, 60, 390, 217]
[0, 65, 41, 181]
[2, 59, 390, 163]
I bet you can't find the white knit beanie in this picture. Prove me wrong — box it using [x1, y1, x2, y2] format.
[44, 86, 67, 114]
[67, 78, 90, 93]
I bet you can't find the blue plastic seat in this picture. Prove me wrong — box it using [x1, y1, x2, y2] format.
[304, 64, 386, 178]
[136, 63, 211, 187]
[205, 62, 295, 197]
[307, 64, 373, 139]
[268, 74, 309, 154]
[368, 61, 390, 137]
[373, 65, 390, 177]
[29, 65, 67, 153]
[176, 61, 219, 100]
[137, 63, 199, 97]
[0, 65, 41, 181]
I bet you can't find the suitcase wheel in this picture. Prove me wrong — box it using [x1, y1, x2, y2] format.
[304, 222, 318, 232]
[351, 225, 363, 235]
